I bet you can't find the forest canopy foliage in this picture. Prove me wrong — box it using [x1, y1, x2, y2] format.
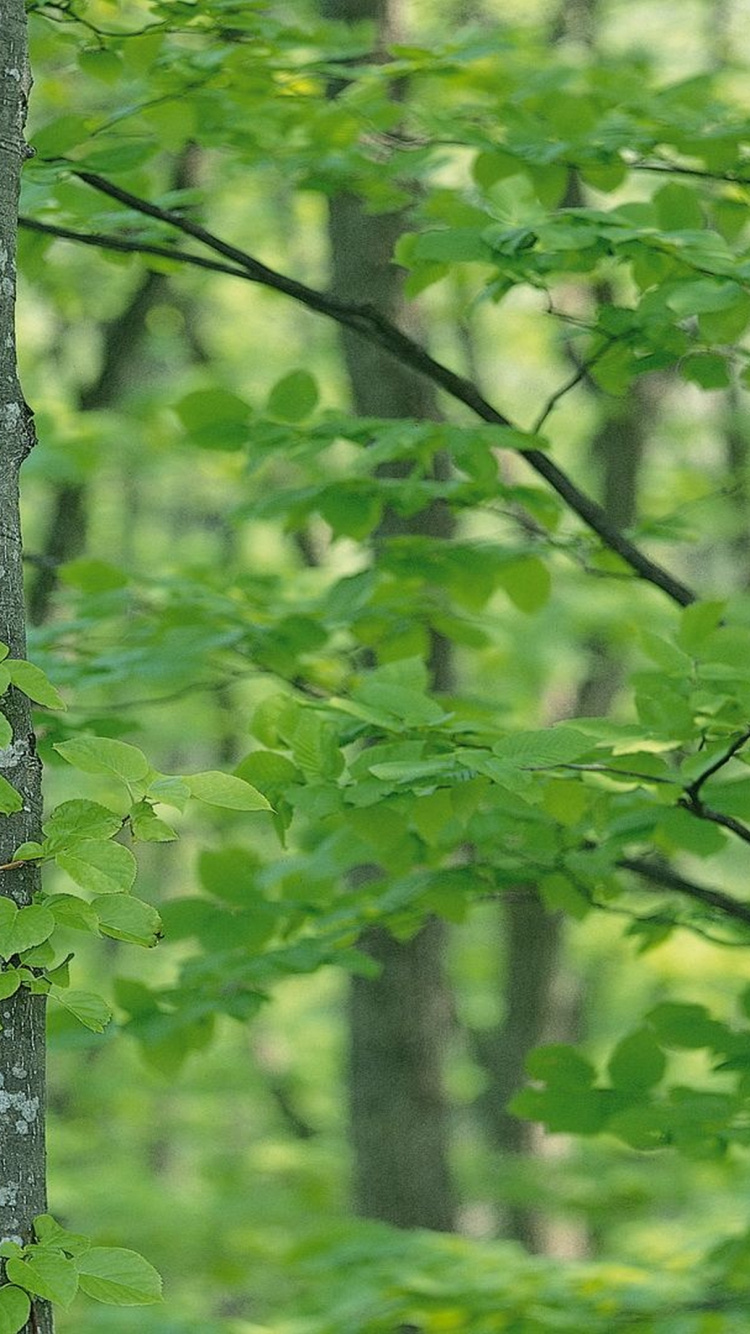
[4, 0, 750, 1329]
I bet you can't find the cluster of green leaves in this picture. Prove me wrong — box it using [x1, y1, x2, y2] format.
[89, 598, 750, 1082]
[22, 8, 750, 408]
[2, 657, 271, 1034]
[514, 993, 750, 1155]
[0, 1214, 161, 1333]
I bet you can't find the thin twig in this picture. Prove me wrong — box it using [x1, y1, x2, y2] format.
[679, 797, 750, 848]
[630, 157, 750, 186]
[531, 342, 610, 434]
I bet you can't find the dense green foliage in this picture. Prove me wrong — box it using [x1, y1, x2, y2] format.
[5, 0, 750, 1329]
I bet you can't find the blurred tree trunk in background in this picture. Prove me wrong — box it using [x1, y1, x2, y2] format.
[322, 0, 457, 1232]
[474, 384, 647, 1252]
[29, 147, 203, 626]
[468, 0, 652, 1253]
[28, 271, 164, 625]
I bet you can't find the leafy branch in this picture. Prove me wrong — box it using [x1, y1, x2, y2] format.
[20, 168, 698, 609]
[26, 1, 168, 40]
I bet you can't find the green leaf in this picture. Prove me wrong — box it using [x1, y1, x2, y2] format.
[43, 800, 123, 847]
[77, 140, 156, 173]
[198, 847, 260, 905]
[19, 939, 54, 969]
[656, 806, 727, 856]
[647, 1002, 729, 1051]
[78, 47, 123, 83]
[56, 840, 137, 895]
[33, 1214, 91, 1258]
[319, 487, 383, 540]
[353, 682, 449, 728]
[32, 114, 92, 156]
[680, 353, 731, 390]
[0, 903, 55, 960]
[92, 894, 162, 947]
[0, 1286, 30, 1334]
[608, 1029, 666, 1091]
[76, 1248, 162, 1305]
[525, 1044, 597, 1089]
[49, 987, 112, 1033]
[5, 1250, 78, 1307]
[174, 388, 252, 451]
[147, 775, 191, 810]
[472, 149, 521, 189]
[654, 183, 705, 231]
[666, 278, 744, 316]
[0, 713, 11, 748]
[54, 736, 150, 784]
[0, 968, 20, 1000]
[6, 659, 66, 710]
[0, 776, 23, 815]
[510, 1085, 609, 1135]
[267, 370, 319, 423]
[11, 843, 44, 862]
[46, 894, 99, 934]
[495, 556, 551, 613]
[702, 779, 750, 820]
[160, 897, 275, 953]
[699, 292, 750, 342]
[129, 802, 177, 842]
[58, 559, 129, 593]
[528, 162, 569, 208]
[413, 228, 491, 263]
[185, 771, 272, 811]
[492, 727, 592, 769]
[233, 751, 301, 797]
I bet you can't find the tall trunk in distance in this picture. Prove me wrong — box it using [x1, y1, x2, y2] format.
[29, 145, 203, 627]
[28, 271, 166, 626]
[322, 0, 457, 1233]
[471, 0, 647, 1250]
[0, 6, 53, 1331]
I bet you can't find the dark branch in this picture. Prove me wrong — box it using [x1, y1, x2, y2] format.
[631, 157, 750, 186]
[19, 215, 249, 280]
[684, 727, 750, 799]
[679, 797, 750, 848]
[673, 730, 750, 847]
[618, 855, 750, 927]
[531, 343, 609, 435]
[28, 167, 698, 610]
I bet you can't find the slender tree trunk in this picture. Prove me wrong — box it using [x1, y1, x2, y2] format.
[0, 7, 53, 1330]
[29, 144, 203, 625]
[28, 270, 167, 625]
[323, 0, 457, 1232]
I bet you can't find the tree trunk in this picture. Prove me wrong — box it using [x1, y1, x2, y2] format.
[323, 0, 457, 1233]
[0, 6, 53, 1330]
[29, 146, 200, 627]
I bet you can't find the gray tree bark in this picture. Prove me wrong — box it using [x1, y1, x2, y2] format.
[0, 4, 53, 1330]
[323, 0, 457, 1233]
